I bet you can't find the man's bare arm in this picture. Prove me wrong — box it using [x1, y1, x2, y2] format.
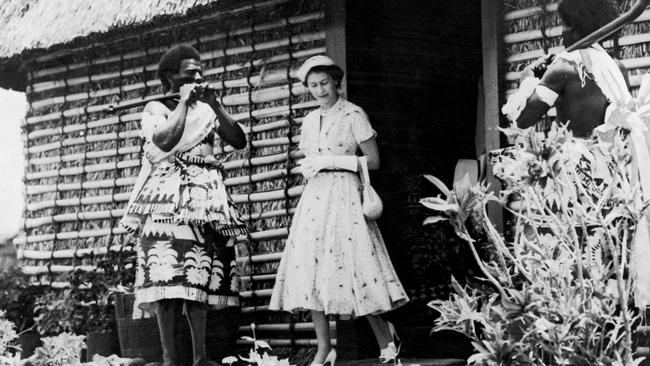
[516, 60, 572, 129]
[151, 84, 197, 152]
[202, 90, 247, 149]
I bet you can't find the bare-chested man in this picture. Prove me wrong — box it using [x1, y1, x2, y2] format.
[511, 0, 626, 135]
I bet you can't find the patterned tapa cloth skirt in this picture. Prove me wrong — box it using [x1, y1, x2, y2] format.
[129, 154, 247, 314]
[133, 220, 240, 314]
[269, 171, 409, 317]
[489, 137, 619, 265]
[489, 138, 612, 218]
[127, 153, 247, 237]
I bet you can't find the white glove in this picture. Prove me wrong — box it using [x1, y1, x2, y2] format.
[300, 155, 358, 179]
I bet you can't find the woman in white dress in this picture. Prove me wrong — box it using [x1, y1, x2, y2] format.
[269, 55, 409, 365]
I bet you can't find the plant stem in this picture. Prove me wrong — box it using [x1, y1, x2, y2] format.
[482, 204, 534, 284]
[529, 184, 585, 286]
[459, 226, 509, 300]
[551, 175, 585, 285]
[603, 223, 633, 365]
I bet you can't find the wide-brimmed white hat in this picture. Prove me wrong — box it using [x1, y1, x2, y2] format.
[296, 55, 336, 83]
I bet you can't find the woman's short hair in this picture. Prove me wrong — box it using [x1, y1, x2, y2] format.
[303, 65, 345, 89]
[158, 45, 201, 91]
[558, 0, 619, 39]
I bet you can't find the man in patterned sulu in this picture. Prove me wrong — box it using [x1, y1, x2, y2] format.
[120, 44, 247, 366]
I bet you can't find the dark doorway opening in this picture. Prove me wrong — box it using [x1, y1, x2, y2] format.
[342, 0, 483, 359]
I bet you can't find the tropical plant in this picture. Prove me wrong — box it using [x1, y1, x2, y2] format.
[422, 123, 646, 366]
[0, 311, 19, 365]
[67, 269, 116, 334]
[35, 247, 137, 337]
[0, 269, 47, 333]
[29, 333, 86, 366]
[222, 323, 294, 366]
[33, 290, 81, 336]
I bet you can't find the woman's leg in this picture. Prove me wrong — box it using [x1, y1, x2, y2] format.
[366, 315, 391, 349]
[311, 310, 332, 363]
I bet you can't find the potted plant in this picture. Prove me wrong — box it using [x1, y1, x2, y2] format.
[66, 250, 136, 362]
[67, 273, 117, 361]
[32, 267, 121, 362]
[33, 289, 80, 337]
[0, 269, 47, 358]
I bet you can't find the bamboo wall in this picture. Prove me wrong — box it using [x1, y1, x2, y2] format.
[14, 0, 326, 350]
[503, 0, 650, 107]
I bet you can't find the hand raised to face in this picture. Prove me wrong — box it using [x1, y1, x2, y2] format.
[196, 83, 221, 107]
[179, 83, 200, 106]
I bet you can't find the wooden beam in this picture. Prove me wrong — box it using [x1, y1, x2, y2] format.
[325, 0, 347, 96]
[481, 0, 504, 232]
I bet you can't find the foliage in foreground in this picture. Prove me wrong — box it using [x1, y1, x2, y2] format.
[423, 124, 646, 366]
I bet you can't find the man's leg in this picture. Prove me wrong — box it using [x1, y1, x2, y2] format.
[148, 299, 179, 366]
[185, 301, 215, 366]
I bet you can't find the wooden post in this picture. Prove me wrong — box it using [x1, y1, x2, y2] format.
[325, 0, 347, 96]
[481, 0, 504, 232]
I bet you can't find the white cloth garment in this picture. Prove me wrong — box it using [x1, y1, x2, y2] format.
[503, 44, 650, 308]
[568, 45, 650, 309]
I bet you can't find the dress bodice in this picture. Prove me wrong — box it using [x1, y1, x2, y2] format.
[299, 98, 376, 157]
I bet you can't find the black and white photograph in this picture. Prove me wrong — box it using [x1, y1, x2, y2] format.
[2, 0, 650, 365]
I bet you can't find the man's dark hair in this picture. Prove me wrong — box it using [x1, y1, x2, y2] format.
[302, 65, 345, 88]
[158, 45, 201, 91]
[558, 0, 619, 39]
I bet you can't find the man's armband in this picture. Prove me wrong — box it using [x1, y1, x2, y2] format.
[535, 85, 559, 107]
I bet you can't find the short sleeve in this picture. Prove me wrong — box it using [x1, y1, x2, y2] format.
[348, 109, 377, 144]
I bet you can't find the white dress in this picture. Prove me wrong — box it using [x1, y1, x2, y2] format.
[269, 98, 408, 317]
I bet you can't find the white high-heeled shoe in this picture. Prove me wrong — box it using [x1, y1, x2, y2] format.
[310, 348, 337, 366]
[379, 321, 401, 363]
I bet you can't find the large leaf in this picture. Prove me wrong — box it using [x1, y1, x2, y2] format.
[453, 173, 472, 202]
[255, 339, 271, 349]
[423, 174, 452, 196]
[420, 197, 459, 213]
[423, 216, 447, 225]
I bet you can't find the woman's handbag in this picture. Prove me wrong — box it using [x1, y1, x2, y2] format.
[359, 156, 383, 220]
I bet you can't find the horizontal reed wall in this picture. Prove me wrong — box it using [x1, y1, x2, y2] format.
[14, 0, 326, 349]
[503, 0, 650, 127]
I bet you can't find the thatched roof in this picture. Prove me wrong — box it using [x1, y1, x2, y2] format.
[0, 0, 221, 59]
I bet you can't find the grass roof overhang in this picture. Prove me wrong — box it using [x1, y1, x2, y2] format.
[0, 0, 262, 65]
